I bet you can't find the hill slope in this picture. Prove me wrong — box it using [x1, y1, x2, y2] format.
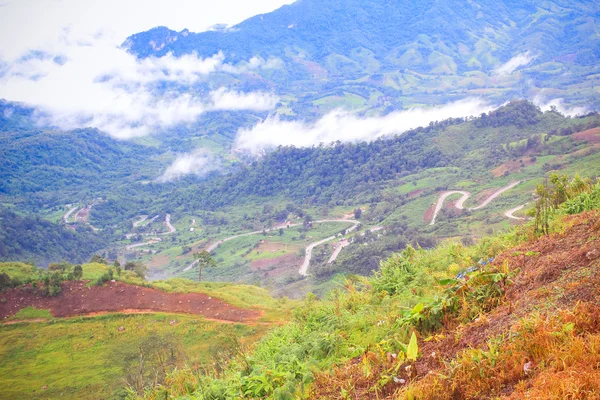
[132, 177, 600, 399]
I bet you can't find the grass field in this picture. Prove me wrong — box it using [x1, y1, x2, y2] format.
[0, 313, 270, 399]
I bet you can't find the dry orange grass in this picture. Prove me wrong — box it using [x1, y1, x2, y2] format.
[406, 303, 600, 400]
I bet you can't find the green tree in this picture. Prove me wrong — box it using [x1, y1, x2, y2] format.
[193, 250, 216, 282]
[0, 272, 11, 290]
[89, 254, 106, 264]
[124, 261, 148, 279]
[73, 265, 83, 280]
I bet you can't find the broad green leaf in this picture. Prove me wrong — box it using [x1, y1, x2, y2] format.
[412, 303, 424, 314]
[406, 332, 419, 361]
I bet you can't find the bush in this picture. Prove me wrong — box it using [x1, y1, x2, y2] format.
[0, 272, 11, 290]
[95, 271, 112, 286]
[73, 265, 83, 280]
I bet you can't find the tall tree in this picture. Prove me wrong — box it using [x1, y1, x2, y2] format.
[193, 250, 216, 282]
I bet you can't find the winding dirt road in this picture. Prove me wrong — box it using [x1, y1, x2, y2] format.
[133, 215, 148, 227]
[504, 204, 528, 220]
[429, 181, 522, 225]
[327, 239, 350, 264]
[63, 205, 78, 223]
[184, 219, 360, 275]
[165, 214, 176, 233]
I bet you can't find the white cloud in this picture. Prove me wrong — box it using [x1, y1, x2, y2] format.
[234, 98, 495, 153]
[210, 88, 279, 111]
[0, 0, 287, 139]
[158, 149, 220, 182]
[0, 0, 294, 62]
[0, 39, 279, 139]
[533, 94, 587, 117]
[494, 52, 535, 75]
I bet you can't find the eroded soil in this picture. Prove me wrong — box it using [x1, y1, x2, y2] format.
[0, 281, 261, 323]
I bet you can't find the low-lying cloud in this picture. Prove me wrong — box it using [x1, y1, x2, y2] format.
[533, 94, 587, 117]
[157, 149, 220, 182]
[234, 98, 495, 153]
[494, 52, 535, 75]
[210, 88, 279, 111]
[0, 38, 279, 139]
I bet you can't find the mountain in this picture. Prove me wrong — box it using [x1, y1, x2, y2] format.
[125, 0, 600, 110]
[0, 102, 165, 210]
[83, 101, 600, 291]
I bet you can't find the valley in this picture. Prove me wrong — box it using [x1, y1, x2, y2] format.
[0, 0, 599, 398]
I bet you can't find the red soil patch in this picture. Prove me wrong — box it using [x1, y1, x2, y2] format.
[407, 188, 425, 198]
[573, 127, 600, 143]
[0, 281, 261, 323]
[423, 204, 435, 223]
[292, 56, 328, 79]
[251, 253, 302, 278]
[492, 157, 536, 177]
[253, 241, 292, 253]
[75, 206, 91, 223]
[147, 252, 171, 268]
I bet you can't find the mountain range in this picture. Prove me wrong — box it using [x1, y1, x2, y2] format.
[125, 0, 600, 112]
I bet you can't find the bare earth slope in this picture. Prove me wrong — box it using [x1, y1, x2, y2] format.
[0, 281, 261, 323]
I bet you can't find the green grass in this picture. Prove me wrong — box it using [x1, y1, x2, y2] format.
[0, 313, 269, 400]
[148, 279, 298, 322]
[0, 262, 38, 280]
[9, 307, 53, 320]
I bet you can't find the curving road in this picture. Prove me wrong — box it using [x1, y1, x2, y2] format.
[504, 204, 528, 220]
[63, 205, 78, 224]
[133, 215, 148, 227]
[165, 214, 176, 233]
[327, 239, 350, 264]
[430, 181, 522, 225]
[183, 219, 360, 274]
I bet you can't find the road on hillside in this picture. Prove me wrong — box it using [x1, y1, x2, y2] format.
[183, 219, 361, 274]
[504, 204, 530, 220]
[133, 215, 148, 227]
[63, 205, 78, 223]
[165, 214, 176, 233]
[429, 181, 522, 225]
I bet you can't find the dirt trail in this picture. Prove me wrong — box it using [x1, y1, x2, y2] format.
[133, 215, 148, 227]
[429, 181, 521, 225]
[328, 239, 350, 264]
[0, 281, 260, 323]
[504, 204, 528, 220]
[63, 205, 78, 223]
[165, 214, 176, 233]
[126, 214, 176, 250]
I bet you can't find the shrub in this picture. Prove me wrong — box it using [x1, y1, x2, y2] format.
[73, 265, 83, 280]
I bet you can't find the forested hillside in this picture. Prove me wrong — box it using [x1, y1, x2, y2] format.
[92, 101, 599, 221]
[0, 112, 161, 209]
[0, 209, 108, 266]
